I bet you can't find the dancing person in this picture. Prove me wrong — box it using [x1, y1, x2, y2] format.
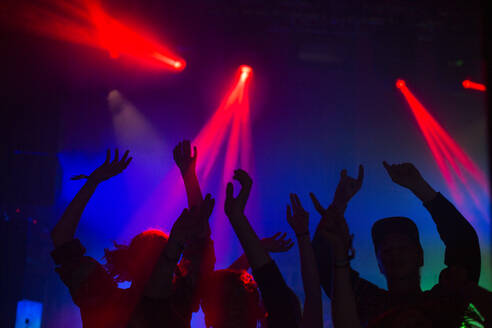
[312, 162, 481, 327]
[223, 169, 302, 328]
[50, 147, 214, 327]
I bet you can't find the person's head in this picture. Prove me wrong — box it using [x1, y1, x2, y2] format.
[372, 217, 423, 284]
[201, 269, 264, 328]
[104, 229, 169, 287]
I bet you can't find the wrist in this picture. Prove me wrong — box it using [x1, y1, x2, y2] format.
[330, 201, 347, 213]
[295, 231, 310, 239]
[85, 178, 100, 187]
[411, 180, 437, 202]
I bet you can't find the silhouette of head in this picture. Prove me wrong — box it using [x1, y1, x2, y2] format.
[201, 269, 263, 328]
[372, 217, 423, 282]
[104, 229, 169, 286]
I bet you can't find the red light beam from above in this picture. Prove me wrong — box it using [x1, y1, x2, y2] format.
[11, 0, 185, 71]
[462, 80, 486, 92]
[396, 79, 489, 222]
[121, 66, 255, 262]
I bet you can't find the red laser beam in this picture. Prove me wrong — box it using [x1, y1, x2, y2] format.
[462, 80, 486, 92]
[121, 66, 254, 263]
[396, 79, 489, 222]
[11, 0, 185, 71]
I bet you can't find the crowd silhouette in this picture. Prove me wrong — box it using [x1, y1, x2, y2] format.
[50, 141, 491, 327]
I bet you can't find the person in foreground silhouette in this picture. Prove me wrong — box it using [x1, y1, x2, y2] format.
[50, 147, 215, 327]
[220, 168, 324, 328]
[311, 162, 482, 327]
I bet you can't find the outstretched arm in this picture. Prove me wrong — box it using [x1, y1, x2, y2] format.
[228, 233, 294, 271]
[174, 140, 202, 208]
[225, 169, 301, 328]
[311, 165, 363, 298]
[311, 196, 361, 328]
[225, 169, 271, 270]
[383, 161, 481, 282]
[51, 150, 132, 248]
[144, 199, 214, 299]
[287, 194, 323, 328]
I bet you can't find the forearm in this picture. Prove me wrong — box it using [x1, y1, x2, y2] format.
[332, 264, 362, 328]
[144, 236, 183, 299]
[297, 235, 323, 328]
[180, 169, 203, 208]
[409, 179, 438, 203]
[51, 180, 98, 248]
[227, 213, 271, 270]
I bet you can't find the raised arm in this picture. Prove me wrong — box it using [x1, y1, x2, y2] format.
[286, 193, 322, 328]
[225, 169, 271, 269]
[144, 198, 214, 299]
[174, 140, 203, 207]
[311, 165, 363, 298]
[228, 233, 294, 271]
[225, 169, 301, 328]
[383, 161, 481, 282]
[311, 193, 361, 328]
[51, 149, 132, 248]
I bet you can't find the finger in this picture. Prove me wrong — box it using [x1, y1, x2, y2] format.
[286, 204, 292, 221]
[193, 146, 197, 160]
[184, 140, 191, 158]
[120, 150, 130, 163]
[71, 174, 89, 180]
[271, 232, 281, 239]
[309, 192, 325, 214]
[123, 157, 133, 169]
[236, 171, 252, 200]
[226, 182, 234, 200]
[280, 232, 287, 240]
[104, 149, 111, 164]
[113, 148, 119, 163]
[294, 194, 303, 210]
[341, 169, 347, 178]
[289, 194, 297, 212]
[357, 164, 364, 184]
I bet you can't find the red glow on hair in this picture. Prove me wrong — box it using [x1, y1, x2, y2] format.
[462, 80, 486, 91]
[12, 0, 185, 71]
[396, 79, 489, 222]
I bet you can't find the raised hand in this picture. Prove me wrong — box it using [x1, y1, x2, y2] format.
[382, 161, 426, 190]
[310, 192, 351, 254]
[173, 140, 197, 174]
[71, 149, 132, 184]
[225, 169, 253, 217]
[287, 193, 310, 236]
[261, 232, 294, 253]
[332, 165, 364, 209]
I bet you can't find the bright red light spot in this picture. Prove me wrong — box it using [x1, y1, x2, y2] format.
[16, 208, 20, 213]
[396, 79, 406, 89]
[462, 80, 486, 91]
[33, 219, 38, 224]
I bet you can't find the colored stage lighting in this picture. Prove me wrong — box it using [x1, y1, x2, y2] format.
[12, 0, 185, 71]
[396, 79, 489, 222]
[396, 79, 406, 89]
[121, 65, 255, 266]
[462, 80, 486, 91]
